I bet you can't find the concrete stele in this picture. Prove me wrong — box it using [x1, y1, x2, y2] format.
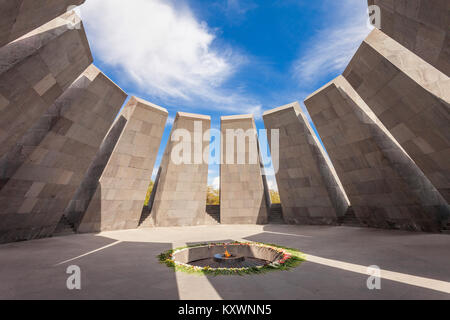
[0, 65, 126, 243]
[343, 28, 450, 204]
[0, 11, 93, 165]
[77, 97, 168, 233]
[220, 114, 269, 224]
[304, 76, 448, 232]
[263, 102, 349, 225]
[0, 0, 86, 48]
[152, 112, 210, 227]
[368, 0, 449, 76]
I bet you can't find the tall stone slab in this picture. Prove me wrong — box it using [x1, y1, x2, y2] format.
[152, 112, 210, 227]
[77, 97, 168, 233]
[344, 28, 450, 204]
[368, 0, 449, 76]
[305, 76, 449, 232]
[0, 0, 86, 48]
[263, 103, 349, 225]
[220, 115, 268, 224]
[0, 65, 126, 243]
[63, 113, 128, 230]
[0, 11, 92, 165]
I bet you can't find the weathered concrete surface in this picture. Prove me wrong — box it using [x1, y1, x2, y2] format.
[305, 76, 449, 232]
[0, 65, 126, 243]
[77, 97, 168, 233]
[63, 110, 128, 230]
[0, 225, 449, 299]
[344, 28, 450, 204]
[0, 11, 92, 167]
[152, 112, 210, 227]
[220, 115, 268, 224]
[0, 1, 86, 48]
[263, 103, 349, 225]
[368, 0, 449, 76]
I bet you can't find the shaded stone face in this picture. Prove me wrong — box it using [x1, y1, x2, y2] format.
[0, 0, 86, 48]
[152, 113, 210, 227]
[368, 0, 449, 76]
[63, 109, 128, 230]
[220, 115, 268, 224]
[344, 28, 450, 204]
[305, 76, 447, 232]
[77, 97, 168, 233]
[263, 103, 349, 225]
[0, 11, 93, 165]
[0, 65, 126, 243]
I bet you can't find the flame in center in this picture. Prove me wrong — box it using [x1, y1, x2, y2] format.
[224, 250, 231, 258]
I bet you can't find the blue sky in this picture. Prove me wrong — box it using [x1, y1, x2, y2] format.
[78, 0, 371, 190]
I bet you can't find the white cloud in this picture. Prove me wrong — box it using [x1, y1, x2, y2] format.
[151, 167, 160, 181]
[80, 0, 259, 114]
[246, 104, 263, 119]
[209, 176, 220, 189]
[266, 176, 278, 191]
[293, 1, 372, 86]
[220, 0, 258, 22]
[166, 116, 174, 126]
[226, 0, 257, 15]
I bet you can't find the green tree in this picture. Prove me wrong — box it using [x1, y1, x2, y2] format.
[270, 190, 280, 204]
[206, 186, 220, 205]
[144, 180, 155, 206]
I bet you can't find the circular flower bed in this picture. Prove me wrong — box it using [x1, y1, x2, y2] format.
[158, 241, 305, 276]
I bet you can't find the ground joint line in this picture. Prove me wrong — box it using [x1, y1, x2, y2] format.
[305, 254, 450, 294]
[54, 241, 123, 266]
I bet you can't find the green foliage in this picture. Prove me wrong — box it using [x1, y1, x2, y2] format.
[206, 186, 220, 205]
[270, 190, 281, 204]
[144, 180, 154, 206]
[158, 242, 305, 277]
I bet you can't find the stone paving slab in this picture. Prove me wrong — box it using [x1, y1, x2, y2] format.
[0, 225, 448, 299]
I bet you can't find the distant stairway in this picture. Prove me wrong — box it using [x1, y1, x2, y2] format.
[338, 207, 361, 227]
[442, 221, 450, 234]
[53, 215, 76, 236]
[205, 205, 220, 225]
[269, 204, 284, 224]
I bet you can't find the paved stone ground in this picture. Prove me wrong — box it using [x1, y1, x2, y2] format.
[0, 225, 449, 300]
